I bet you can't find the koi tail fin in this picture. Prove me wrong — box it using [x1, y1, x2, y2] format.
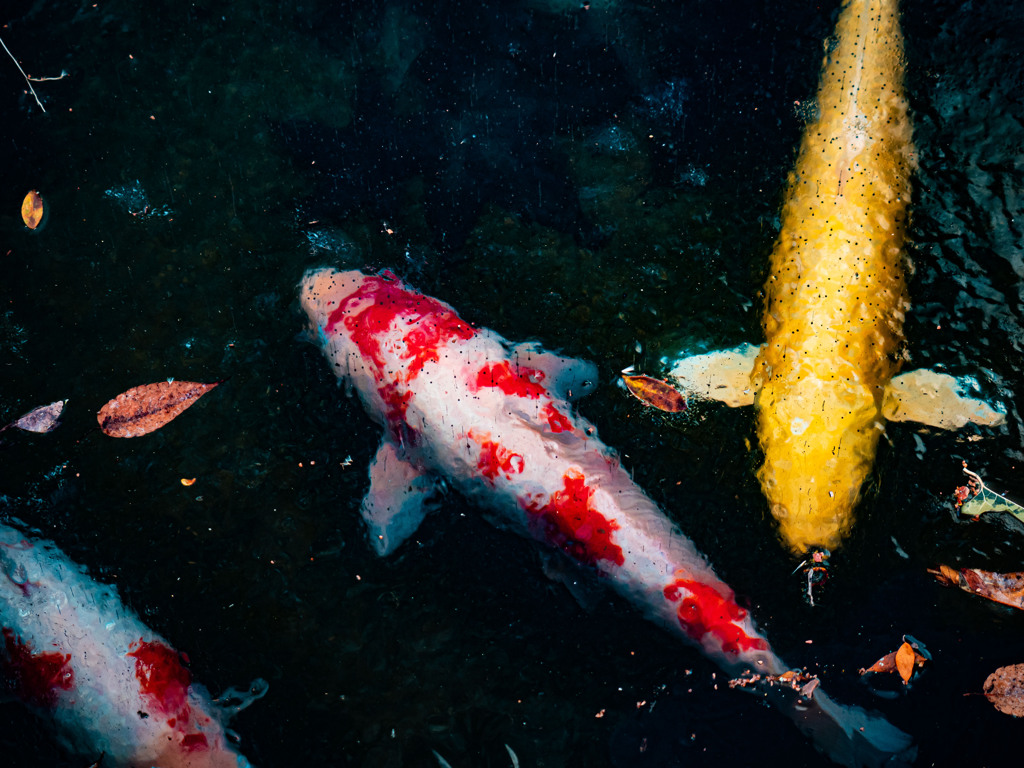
[790, 687, 916, 768]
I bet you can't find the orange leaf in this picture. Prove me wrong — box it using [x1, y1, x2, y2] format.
[927, 564, 964, 588]
[621, 374, 686, 412]
[98, 380, 222, 438]
[895, 642, 915, 683]
[21, 190, 45, 230]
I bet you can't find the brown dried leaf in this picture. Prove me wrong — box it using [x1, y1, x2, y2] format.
[621, 374, 687, 412]
[21, 190, 45, 230]
[98, 380, 222, 438]
[860, 651, 897, 676]
[930, 564, 1024, 610]
[895, 642, 915, 684]
[1, 399, 67, 434]
[984, 664, 1024, 717]
[927, 564, 964, 588]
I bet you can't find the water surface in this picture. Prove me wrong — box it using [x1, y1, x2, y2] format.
[1, 1, 1023, 765]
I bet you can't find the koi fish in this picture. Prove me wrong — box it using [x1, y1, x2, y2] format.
[668, 0, 1003, 556]
[300, 266, 915, 767]
[0, 522, 264, 767]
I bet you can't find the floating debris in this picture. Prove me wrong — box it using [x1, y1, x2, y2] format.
[792, 548, 830, 606]
[104, 180, 174, 219]
[929, 564, 1024, 611]
[954, 462, 1024, 525]
[728, 668, 820, 701]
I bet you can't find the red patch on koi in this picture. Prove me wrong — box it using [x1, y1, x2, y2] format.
[127, 639, 192, 718]
[526, 470, 624, 567]
[469, 429, 524, 482]
[182, 732, 210, 751]
[1, 628, 73, 707]
[325, 275, 475, 421]
[475, 361, 548, 399]
[541, 403, 573, 433]
[663, 578, 768, 655]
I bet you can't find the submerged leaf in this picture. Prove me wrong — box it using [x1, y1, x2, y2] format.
[0, 399, 67, 434]
[929, 564, 1024, 610]
[621, 374, 686, 412]
[98, 380, 222, 438]
[984, 664, 1024, 717]
[21, 190, 45, 230]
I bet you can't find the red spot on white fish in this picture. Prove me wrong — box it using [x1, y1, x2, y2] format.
[525, 470, 624, 567]
[474, 361, 548, 399]
[541, 402, 573, 433]
[127, 639, 217, 751]
[128, 639, 191, 718]
[325, 274, 476, 421]
[663, 578, 768, 656]
[468, 429, 524, 482]
[182, 732, 210, 751]
[1, 628, 73, 707]
[474, 364, 575, 433]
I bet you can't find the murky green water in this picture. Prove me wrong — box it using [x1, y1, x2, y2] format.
[2, 0, 1023, 765]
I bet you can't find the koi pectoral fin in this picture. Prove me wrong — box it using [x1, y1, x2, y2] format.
[882, 369, 1005, 430]
[666, 343, 761, 407]
[361, 440, 442, 556]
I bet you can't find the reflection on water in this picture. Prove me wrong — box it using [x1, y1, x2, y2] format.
[1, 0, 1022, 765]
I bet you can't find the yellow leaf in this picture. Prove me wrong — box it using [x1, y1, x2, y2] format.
[21, 190, 45, 230]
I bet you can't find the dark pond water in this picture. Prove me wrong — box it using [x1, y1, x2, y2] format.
[1, 0, 1023, 765]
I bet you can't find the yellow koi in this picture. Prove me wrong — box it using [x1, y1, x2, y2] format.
[753, 0, 913, 555]
[669, 0, 1003, 556]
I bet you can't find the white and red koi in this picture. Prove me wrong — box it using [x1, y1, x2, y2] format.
[300, 267, 915, 767]
[0, 522, 263, 767]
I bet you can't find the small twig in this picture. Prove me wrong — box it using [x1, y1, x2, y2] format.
[0, 33, 48, 112]
[28, 70, 69, 82]
[961, 462, 985, 490]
